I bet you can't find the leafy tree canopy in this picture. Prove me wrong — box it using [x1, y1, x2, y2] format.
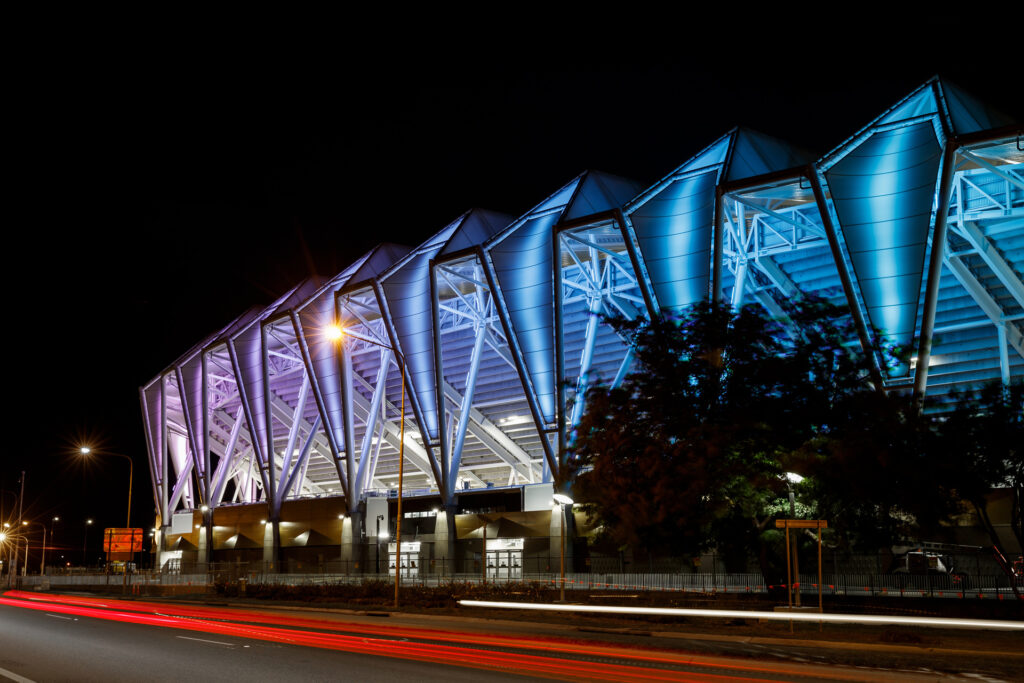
[570, 298, 880, 561]
[569, 297, 991, 567]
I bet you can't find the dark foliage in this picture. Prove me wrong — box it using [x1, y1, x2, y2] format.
[570, 299, 880, 563]
[569, 298, 1006, 569]
[935, 382, 1024, 555]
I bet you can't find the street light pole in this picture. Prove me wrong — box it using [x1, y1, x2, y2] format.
[553, 493, 574, 602]
[21, 521, 49, 576]
[45, 517, 59, 574]
[784, 472, 803, 608]
[83, 518, 93, 567]
[79, 447, 133, 528]
[328, 324, 407, 608]
[375, 514, 384, 574]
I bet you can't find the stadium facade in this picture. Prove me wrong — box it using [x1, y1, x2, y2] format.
[142, 78, 1023, 573]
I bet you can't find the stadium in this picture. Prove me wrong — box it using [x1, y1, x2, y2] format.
[142, 77, 1022, 576]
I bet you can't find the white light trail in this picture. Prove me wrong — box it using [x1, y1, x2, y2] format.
[458, 600, 1024, 631]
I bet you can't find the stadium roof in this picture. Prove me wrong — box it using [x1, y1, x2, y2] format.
[142, 77, 1023, 521]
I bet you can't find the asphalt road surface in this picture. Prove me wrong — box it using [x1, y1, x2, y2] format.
[0, 591, 1018, 682]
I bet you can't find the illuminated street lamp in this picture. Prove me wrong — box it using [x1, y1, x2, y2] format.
[79, 447, 134, 528]
[553, 493, 574, 602]
[784, 472, 804, 607]
[82, 518, 93, 566]
[328, 324, 407, 608]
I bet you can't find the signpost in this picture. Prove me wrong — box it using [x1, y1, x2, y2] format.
[775, 519, 828, 622]
[104, 528, 143, 591]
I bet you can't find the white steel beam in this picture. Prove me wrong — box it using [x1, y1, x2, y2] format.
[442, 382, 536, 476]
[959, 150, 1024, 192]
[998, 323, 1012, 385]
[211, 405, 246, 505]
[279, 416, 321, 502]
[944, 253, 1024, 360]
[447, 326, 487, 497]
[959, 220, 1024, 310]
[355, 349, 392, 495]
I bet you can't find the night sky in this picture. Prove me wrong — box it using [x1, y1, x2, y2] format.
[6, 16, 1021, 562]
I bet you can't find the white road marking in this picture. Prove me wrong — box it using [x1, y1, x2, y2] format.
[44, 614, 73, 620]
[0, 665, 36, 683]
[176, 636, 235, 647]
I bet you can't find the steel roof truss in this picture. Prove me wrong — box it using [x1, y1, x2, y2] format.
[446, 325, 486, 498]
[441, 382, 537, 478]
[959, 149, 1024, 192]
[943, 250, 1024, 361]
[355, 348, 391, 495]
[959, 220, 1024, 311]
[279, 415, 321, 504]
[348, 371, 436, 485]
[167, 456, 194, 514]
[211, 405, 246, 505]
[560, 231, 630, 262]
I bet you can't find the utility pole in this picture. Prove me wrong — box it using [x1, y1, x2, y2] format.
[11, 471, 24, 583]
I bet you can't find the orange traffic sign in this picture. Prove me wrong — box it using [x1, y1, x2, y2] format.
[103, 528, 144, 552]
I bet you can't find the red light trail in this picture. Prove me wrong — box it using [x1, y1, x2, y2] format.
[0, 590, 892, 682]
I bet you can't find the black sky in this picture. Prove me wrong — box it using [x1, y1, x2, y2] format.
[5, 15, 1021, 555]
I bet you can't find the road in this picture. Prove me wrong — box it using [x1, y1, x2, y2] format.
[0, 591, 1018, 682]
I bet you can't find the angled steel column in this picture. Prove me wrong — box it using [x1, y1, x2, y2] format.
[729, 200, 747, 309]
[447, 323, 486, 499]
[138, 386, 162, 523]
[998, 323, 1012, 385]
[429, 261, 453, 504]
[260, 324, 282, 569]
[480, 247, 557, 478]
[553, 230, 568, 476]
[913, 144, 957, 404]
[211, 405, 245, 506]
[260, 324, 277, 511]
[355, 351, 391, 495]
[339, 342, 358, 509]
[712, 187, 726, 306]
[611, 346, 635, 389]
[614, 209, 657, 318]
[167, 457, 194, 513]
[160, 377, 168, 526]
[272, 375, 310, 517]
[731, 260, 748, 309]
[807, 169, 885, 392]
[569, 289, 603, 434]
[201, 352, 212, 506]
[226, 342, 272, 496]
[280, 416, 321, 500]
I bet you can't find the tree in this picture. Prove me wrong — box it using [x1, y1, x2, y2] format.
[570, 298, 878, 571]
[794, 389, 958, 553]
[936, 382, 1024, 558]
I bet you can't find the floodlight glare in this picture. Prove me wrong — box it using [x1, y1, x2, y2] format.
[325, 324, 344, 341]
